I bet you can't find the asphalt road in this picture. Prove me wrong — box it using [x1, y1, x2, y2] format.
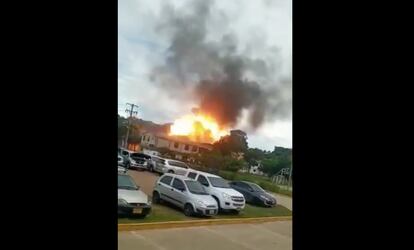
[127, 169, 292, 210]
[118, 220, 292, 250]
[126, 169, 159, 197]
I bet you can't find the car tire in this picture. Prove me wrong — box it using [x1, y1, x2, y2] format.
[232, 210, 240, 215]
[184, 204, 194, 217]
[212, 196, 221, 211]
[152, 191, 161, 204]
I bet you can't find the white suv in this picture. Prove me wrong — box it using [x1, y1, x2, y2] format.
[153, 158, 190, 175]
[185, 170, 245, 213]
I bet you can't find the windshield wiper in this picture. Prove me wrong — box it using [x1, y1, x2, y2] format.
[118, 185, 138, 190]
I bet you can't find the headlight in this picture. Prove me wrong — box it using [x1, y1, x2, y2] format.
[118, 199, 128, 206]
[130, 159, 136, 164]
[260, 195, 269, 200]
[222, 192, 231, 200]
[147, 197, 152, 205]
[197, 200, 206, 207]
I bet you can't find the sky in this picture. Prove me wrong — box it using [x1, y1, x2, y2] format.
[118, 0, 292, 151]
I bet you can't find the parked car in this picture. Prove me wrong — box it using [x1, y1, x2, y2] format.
[185, 170, 245, 213]
[118, 172, 151, 217]
[119, 149, 150, 170]
[152, 173, 218, 217]
[229, 181, 277, 207]
[118, 165, 127, 173]
[153, 158, 190, 175]
[118, 154, 126, 166]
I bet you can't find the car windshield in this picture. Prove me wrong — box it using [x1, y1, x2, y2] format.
[208, 177, 230, 188]
[118, 174, 139, 190]
[185, 180, 209, 195]
[250, 183, 265, 192]
[131, 153, 149, 159]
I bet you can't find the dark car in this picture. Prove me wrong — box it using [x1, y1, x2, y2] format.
[229, 181, 277, 207]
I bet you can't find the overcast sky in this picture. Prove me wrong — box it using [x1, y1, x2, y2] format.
[118, 0, 292, 151]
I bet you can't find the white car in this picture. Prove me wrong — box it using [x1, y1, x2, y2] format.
[153, 174, 218, 217]
[118, 172, 152, 217]
[153, 157, 190, 175]
[185, 170, 246, 213]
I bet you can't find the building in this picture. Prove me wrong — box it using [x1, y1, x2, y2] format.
[140, 132, 213, 160]
[249, 164, 265, 176]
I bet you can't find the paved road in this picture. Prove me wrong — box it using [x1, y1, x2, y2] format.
[126, 170, 159, 196]
[127, 170, 292, 211]
[118, 221, 292, 250]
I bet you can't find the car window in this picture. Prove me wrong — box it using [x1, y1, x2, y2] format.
[187, 172, 197, 179]
[239, 182, 252, 190]
[250, 183, 265, 192]
[153, 157, 165, 164]
[160, 175, 173, 186]
[118, 174, 138, 190]
[172, 178, 185, 190]
[197, 175, 209, 186]
[168, 161, 188, 169]
[208, 177, 230, 188]
[185, 180, 208, 195]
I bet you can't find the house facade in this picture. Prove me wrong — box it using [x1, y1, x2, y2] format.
[140, 132, 213, 159]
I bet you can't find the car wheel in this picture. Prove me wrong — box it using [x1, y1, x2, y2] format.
[212, 196, 221, 211]
[152, 191, 161, 204]
[232, 210, 240, 215]
[184, 204, 194, 217]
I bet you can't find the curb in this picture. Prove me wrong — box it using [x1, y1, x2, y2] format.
[118, 216, 292, 231]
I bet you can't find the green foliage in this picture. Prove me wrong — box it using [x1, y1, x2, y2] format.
[223, 156, 246, 172]
[260, 155, 291, 176]
[213, 133, 248, 155]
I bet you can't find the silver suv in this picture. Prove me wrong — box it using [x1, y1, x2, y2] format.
[152, 174, 218, 217]
[153, 158, 190, 175]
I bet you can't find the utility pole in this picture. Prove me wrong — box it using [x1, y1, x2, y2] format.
[288, 164, 292, 191]
[124, 103, 138, 149]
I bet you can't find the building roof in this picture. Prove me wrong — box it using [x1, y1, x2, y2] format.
[143, 132, 213, 149]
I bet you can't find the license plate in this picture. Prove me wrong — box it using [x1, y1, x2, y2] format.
[209, 210, 214, 215]
[133, 208, 142, 214]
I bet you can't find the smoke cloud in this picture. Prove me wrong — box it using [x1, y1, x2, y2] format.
[151, 0, 291, 129]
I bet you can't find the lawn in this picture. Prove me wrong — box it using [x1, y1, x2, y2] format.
[218, 170, 292, 197]
[118, 202, 292, 224]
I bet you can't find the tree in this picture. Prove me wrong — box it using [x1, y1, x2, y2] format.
[244, 148, 266, 166]
[223, 156, 247, 172]
[197, 150, 225, 171]
[213, 133, 248, 155]
[260, 155, 292, 177]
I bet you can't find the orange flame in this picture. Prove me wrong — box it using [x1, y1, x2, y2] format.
[169, 114, 228, 143]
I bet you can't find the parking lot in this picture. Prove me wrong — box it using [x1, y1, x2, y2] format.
[118, 220, 292, 250]
[126, 169, 159, 196]
[126, 169, 292, 211]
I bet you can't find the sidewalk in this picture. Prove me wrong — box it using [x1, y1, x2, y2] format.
[272, 193, 292, 211]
